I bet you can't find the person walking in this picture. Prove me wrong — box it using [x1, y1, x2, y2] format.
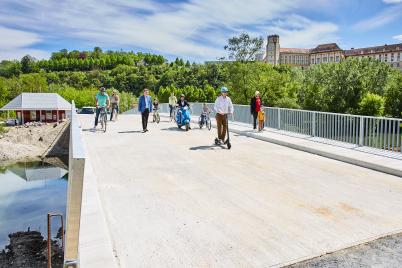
[168, 92, 177, 118]
[138, 88, 153, 132]
[110, 90, 120, 121]
[214, 87, 234, 144]
[250, 91, 261, 130]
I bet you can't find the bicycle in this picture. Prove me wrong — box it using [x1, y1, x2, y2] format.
[99, 106, 108, 132]
[198, 112, 212, 130]
[153, 108, 160, 124]
[171, 106, 177, 122]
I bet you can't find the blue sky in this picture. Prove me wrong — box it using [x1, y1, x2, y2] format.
[0, 0, 401, 62]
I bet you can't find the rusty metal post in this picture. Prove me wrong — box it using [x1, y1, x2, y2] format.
[47, 213, 52, 268]
[47, 213, 65, 268]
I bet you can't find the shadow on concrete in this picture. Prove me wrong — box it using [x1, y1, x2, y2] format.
[118, 130, 144, 134]
[82, 128, 96, 132]
[189, 145, 226, 150]
[161, 127, 186, 132]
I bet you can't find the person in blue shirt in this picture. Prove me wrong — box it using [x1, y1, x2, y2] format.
[138, 88, 153, 132]
[94, 87, 110, 129]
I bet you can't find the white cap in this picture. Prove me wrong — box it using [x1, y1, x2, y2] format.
[255, 91, 260, 96]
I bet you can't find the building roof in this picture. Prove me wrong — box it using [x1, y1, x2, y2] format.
[310, 43, 343, 53]
[280, 48, 310, 54]
[9, 165, 68, 181]
[344, 43, 402, 56]
[0, 93, 71, 111]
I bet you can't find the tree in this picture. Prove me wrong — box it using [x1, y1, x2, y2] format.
[384, 70, 402, 117]
[21, 55, 36, 73]
[224, 33, 264, 62]
[358, 93, 385, 116]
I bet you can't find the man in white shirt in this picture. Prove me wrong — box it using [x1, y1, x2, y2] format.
[214, 87, 234, 144]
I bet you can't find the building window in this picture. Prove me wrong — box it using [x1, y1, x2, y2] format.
[311, 58, 315, 64]
[385, 54, 388, 62]
[398, 53, 401, 61]
[329, 56, 333, 62]
[317, 58, 321, 64]
[335, 56, 340, 62]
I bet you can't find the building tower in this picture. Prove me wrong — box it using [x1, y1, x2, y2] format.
[266, 35, 280, 65]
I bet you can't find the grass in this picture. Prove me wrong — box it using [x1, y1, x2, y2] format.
[0, 123, 8, 134]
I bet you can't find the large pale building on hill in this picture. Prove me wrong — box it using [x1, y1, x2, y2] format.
[265, 35, 402, 70]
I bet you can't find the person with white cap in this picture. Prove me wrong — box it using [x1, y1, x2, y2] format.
[250, 90, 261, 130]
[214, 86, 234, 144]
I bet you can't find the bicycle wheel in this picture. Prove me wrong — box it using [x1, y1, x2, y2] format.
[103, 114, 107, 132]
[153, 114, 156, 122]
[156, 113, 160, 123]
[207, 118, 212, 130]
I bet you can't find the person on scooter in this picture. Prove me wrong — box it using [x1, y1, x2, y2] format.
[177, 94, 191, 129]
[177, 94, 190, 108]
[214, 87, 234, 144]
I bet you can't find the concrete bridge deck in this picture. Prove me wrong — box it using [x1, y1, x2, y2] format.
[79, 114, 402, 267]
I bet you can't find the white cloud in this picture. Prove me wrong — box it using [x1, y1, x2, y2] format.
[353, 4, 402, 31]
[0, 0, 340, 61]
[0, 26, 49, 60]
[263, 15, 339, 48]
[393, 34, 402, 41]
[383, 0, 402, 4]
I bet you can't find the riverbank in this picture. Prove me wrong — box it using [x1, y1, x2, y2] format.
[0, 121, 69, 163]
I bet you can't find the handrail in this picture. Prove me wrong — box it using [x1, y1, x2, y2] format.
[186, 102, 402, 154]
[64, 101, 86, 268]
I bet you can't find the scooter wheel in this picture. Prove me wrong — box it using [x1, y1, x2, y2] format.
[185, 124, 189, 131]
[214, 138, 219, 145]
[227, 143, 231, 150]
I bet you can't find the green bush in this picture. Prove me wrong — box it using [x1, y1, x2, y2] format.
[358, 93, 385, 116]
[0, 124, 7, 134]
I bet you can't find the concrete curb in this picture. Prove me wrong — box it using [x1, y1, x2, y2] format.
[229, 128, 402, 178]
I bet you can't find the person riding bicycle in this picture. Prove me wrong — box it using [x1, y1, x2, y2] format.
[94, 87, 110, 129]
[168, 93, 177, 118]
[200, 103, 210, 122]
[110, 90, 120, 121]
[153, 98, 159, 118]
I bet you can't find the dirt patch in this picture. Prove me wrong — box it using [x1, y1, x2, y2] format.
[339, 202, 360, 214]
[0, 121, 69, 163]
[286, 232, 402, 268]
[299, 204, 334, 218]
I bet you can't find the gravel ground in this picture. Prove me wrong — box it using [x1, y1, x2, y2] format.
[286, 233, 402, 268]
[0, 121, 68, 162]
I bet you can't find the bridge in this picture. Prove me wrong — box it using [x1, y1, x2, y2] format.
[64, 103, 402, 267]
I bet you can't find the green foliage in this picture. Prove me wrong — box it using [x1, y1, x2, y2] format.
[0, 47, 401, 119]
[0, 124, 7, 134]
[358, 93, 385, 116]
[384, 70, 402, 118]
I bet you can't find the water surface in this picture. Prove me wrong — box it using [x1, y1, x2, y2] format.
[0, 161, 68, 248]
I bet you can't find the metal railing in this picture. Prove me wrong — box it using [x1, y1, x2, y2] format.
[187, 102, 402, 154]
[64, 101, 86, 268]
